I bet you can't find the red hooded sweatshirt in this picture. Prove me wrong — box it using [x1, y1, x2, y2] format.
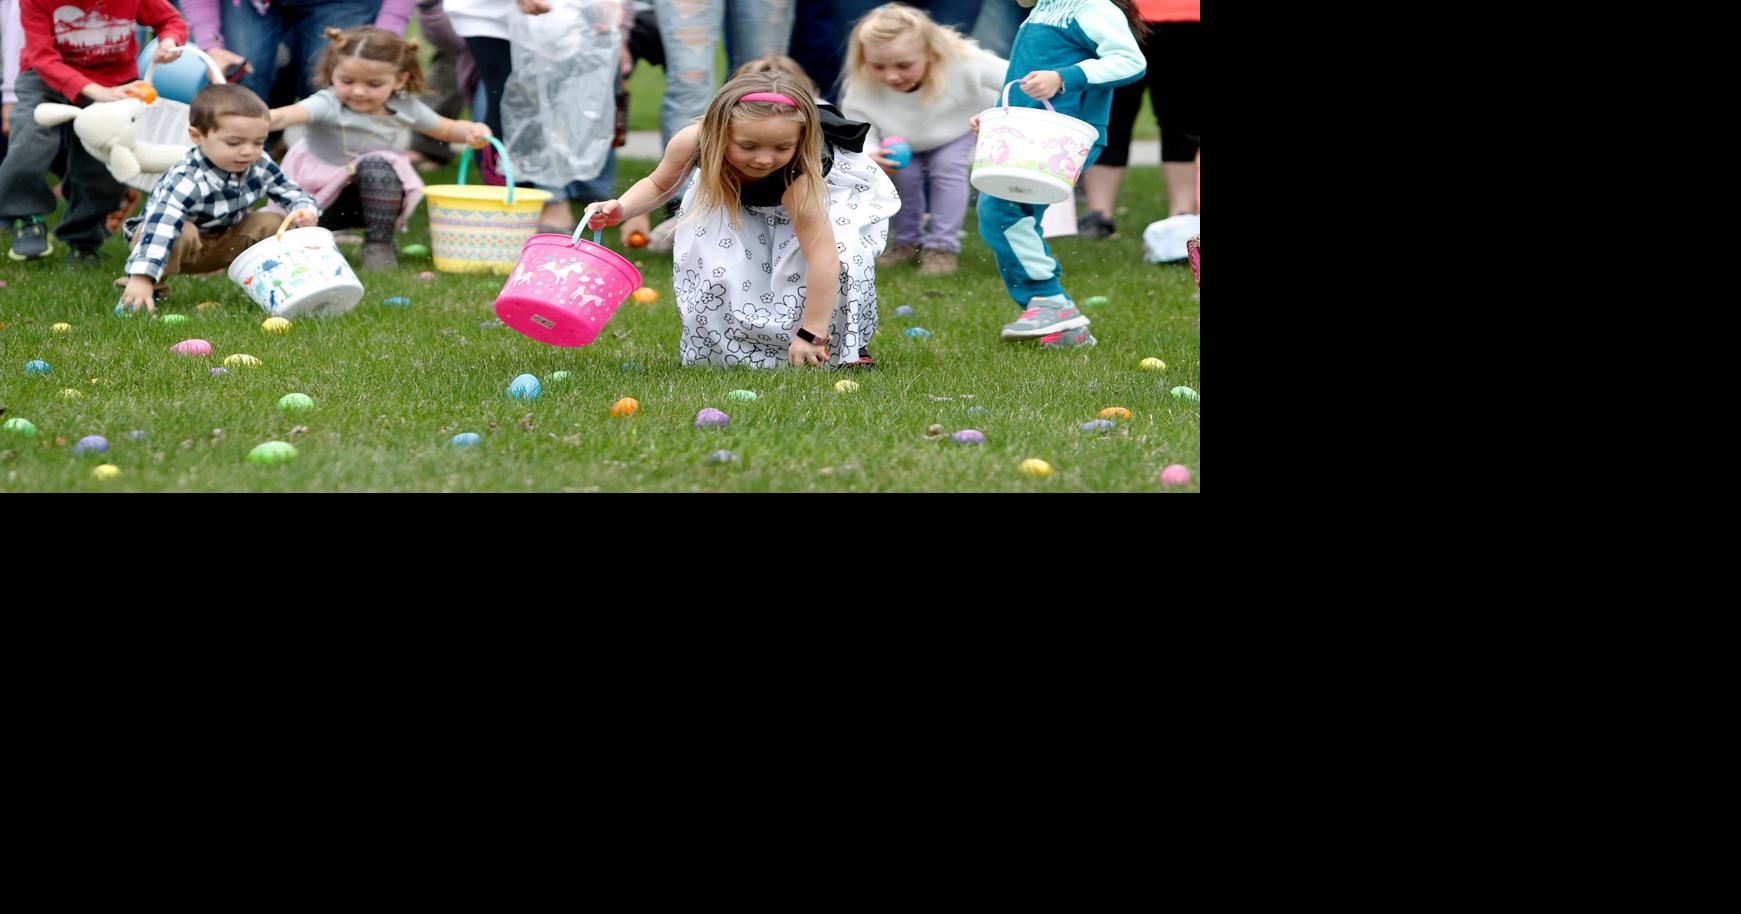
[20, 0, 186, 102]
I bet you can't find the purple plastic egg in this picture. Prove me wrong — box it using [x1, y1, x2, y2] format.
[210, 367, 228, 376]
[695, 408, 731, 429]
[951, 429, 986, 445]
[73, 435, 109, 455]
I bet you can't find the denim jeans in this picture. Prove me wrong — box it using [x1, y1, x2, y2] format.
[971, 0, 1031, 58]
[654, 0, 795, 144]
[221, 0, 384, 102]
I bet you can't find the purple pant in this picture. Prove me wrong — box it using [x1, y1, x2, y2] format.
[888, 131, 977, 254]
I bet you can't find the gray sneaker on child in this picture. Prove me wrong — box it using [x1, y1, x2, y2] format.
[1001, 296, 1089, 340]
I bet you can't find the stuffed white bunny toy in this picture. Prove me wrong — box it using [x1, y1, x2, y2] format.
[33, 97, 188, 185]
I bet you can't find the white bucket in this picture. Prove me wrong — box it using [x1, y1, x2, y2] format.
[228, 212, 364, 318]
[970, 81, 1099, 206]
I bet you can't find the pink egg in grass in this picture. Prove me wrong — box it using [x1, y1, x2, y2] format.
[418, 271, 437, 280]
[171, 339, 213, 357]
[1160, 464, 1193, 487]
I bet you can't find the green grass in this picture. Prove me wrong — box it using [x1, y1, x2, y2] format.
[0, 161, 1198, 492]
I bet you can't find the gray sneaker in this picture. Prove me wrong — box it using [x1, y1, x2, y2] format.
[8, 217, 53, 261]
[1037, 325, 1097, 349]
[1001, 296, 1089, 340]
[360, 241, 398, 270]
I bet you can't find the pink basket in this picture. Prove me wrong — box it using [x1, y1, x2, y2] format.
[494, 223, 643, 347]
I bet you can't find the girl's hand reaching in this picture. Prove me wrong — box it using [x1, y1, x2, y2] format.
[465, 122, 492, 148]
[152, 38, 184, 64]
[585, 201, 623, 230]
[788, 335, 830, 367]
[1019, 70, 1063, 101]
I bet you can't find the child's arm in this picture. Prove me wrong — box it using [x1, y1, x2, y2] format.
[1021, 1, 1145, 100]
[785, 177, 839, 367]
[2, 0, 18, 137]
[138, 0, 188, 60]
[375, 0, 417, 34]
[269, 102, 312, 132]
[585, 125, 700, 228]
[421, 116, 491, 147]
[121, 186, 192, 313]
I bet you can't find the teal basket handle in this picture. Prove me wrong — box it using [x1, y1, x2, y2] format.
[456, 135, 517, 205]
[575, 204, 609, 246]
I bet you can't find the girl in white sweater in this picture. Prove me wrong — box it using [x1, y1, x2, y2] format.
[841, 2, 1006, 277]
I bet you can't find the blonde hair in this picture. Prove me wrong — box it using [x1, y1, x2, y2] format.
[730, 54, 820, 98]
[314, 26, 427, 95]
[844, 2, 980, 104]
[688, 72, 827, 231]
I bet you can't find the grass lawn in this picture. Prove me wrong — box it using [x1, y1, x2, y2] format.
[1, 151, 1198, 492]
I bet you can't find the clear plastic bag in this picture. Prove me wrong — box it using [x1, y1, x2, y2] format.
[502, 0, 622, 187]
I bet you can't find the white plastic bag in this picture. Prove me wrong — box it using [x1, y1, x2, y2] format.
[502, 0, 621, 187]
[1142, 213, 1201, 263]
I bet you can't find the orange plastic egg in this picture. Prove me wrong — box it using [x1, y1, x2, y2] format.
[626, 231, 649, 248]
[632, 287, 658, 304]
[610, 397, 640, 418]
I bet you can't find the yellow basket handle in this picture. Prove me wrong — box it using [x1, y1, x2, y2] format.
[275, 209, 317, 243]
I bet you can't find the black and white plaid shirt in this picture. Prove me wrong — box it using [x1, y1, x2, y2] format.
[124, 148, 321, 280]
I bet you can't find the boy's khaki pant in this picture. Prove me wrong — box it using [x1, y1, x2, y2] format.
[130, 212, 285, 278]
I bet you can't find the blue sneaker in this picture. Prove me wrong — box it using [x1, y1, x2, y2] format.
[8, 217, 52, 261]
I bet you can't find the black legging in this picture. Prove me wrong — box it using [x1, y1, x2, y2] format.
[1100, 21, 1201, 167]
[462, 36, 512, 147]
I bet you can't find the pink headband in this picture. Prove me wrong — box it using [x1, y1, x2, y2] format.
[740, 92, 798, 107]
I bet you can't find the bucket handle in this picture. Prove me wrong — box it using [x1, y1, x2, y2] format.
[142, 44, 228, 89]
[575, 204, 611, 247]
[999, 80, 1057, 114]
[456, 136, 519, 205]
[273, 209, 320, 243]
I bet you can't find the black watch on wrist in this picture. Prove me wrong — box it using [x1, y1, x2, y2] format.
[795, 327, 831, 345]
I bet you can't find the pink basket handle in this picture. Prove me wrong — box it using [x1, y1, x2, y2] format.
[1000, 80, 1057, 113]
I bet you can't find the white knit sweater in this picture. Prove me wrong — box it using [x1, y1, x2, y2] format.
[840, 45, 1010, 152]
